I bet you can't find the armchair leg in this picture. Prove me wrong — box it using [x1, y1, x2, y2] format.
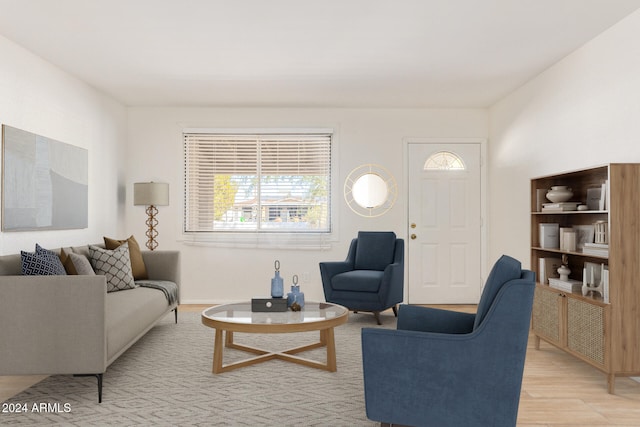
[174, 307, 178, 324]
[392, 305, 398, 317]
[374, 311, 382, 325]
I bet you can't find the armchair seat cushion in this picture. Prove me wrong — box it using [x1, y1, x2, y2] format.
[331, 270, 383, 292]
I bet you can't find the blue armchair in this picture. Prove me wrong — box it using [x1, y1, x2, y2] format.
[320, 231, 404, 325]
[361, 255, 535, 427]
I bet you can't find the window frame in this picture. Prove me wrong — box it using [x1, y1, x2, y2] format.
[182, 128, 336, 249]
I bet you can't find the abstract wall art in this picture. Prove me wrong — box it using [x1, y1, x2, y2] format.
[2, 125, 88, 231]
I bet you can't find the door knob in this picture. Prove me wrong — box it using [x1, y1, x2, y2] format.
[410, 234, 417, 240]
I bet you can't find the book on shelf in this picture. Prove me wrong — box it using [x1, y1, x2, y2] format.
[539, 223, 559, 249]
[584, 242, 609, 249]
[600, 180, 608, 211]
[536, 189, 547, 212]
[541, 202, 579, 212]
[582, 247, 609, 257]
[586, 187, 602, 210]
[549, 278, 583, 293]
[539, 257, 562, 285]
[560, 228, 576, 252]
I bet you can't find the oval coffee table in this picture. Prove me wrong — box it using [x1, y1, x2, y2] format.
[201, 301, 349, 373]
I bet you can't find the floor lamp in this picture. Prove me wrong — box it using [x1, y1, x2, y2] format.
[134, 182, 169, 251]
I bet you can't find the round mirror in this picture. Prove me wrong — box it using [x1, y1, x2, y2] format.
[352, 173, 388, 208]
[345, 164, 397, 217]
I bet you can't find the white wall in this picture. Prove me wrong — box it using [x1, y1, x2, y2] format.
[489, 10, 640, 268]
[0, 35, 127, 254]
[126, 107, 488, 303]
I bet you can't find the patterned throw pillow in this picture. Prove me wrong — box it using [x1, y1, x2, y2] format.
[104, 235, 148, 280]
[89, 243, 135, 292]
[21, 244, 67, 276]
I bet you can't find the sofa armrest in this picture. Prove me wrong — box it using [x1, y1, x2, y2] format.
[0, 275, 107, 375]
[141, 250, 181, 301]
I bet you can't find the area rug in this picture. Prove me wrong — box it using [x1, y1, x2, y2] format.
[1, 310, 397, 426]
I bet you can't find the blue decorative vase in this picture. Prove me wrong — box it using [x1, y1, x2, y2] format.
[271, 260, 284, 298]
[287, 275, 305, 309]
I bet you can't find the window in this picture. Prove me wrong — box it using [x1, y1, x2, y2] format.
[184, 131, 331, 234]
[423, 151, 466, 171]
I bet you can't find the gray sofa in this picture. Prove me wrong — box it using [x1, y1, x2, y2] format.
[0, 245, 180, 403]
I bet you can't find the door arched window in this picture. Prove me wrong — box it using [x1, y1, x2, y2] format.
[423, 151, 466, 171]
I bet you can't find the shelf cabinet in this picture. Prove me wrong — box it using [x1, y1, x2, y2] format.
[530, 164, 640, 393]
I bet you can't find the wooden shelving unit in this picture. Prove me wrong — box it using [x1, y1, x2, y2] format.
[530, 164, 640, 393]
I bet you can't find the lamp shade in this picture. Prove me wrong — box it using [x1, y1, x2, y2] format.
[134, 182, 169, 206]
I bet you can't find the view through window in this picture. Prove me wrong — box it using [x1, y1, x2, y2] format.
[184, 131, 332, 234]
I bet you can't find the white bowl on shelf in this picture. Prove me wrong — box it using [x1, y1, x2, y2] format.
[546, 186, 573, 203]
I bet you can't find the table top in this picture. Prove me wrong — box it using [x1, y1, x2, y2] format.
[201, 301, 349, 333]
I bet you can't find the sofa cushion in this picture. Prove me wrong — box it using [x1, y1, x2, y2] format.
[89, 243, 135, 292]
[104, 235, 148, 280]
[60, 249, 76, 274]
[69, 253, 95, 275]
[21, 244, 67, 276]
[105, 286, 171, 363]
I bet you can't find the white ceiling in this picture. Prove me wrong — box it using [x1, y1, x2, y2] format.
[1, 0, 639, 108]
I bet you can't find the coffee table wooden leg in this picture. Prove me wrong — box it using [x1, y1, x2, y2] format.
[212, 328, 224, 374]
[325, 327, 337, 372]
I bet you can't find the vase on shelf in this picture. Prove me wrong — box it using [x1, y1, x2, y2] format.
[271, 260, 284, 298]
[546, 186, 573, 203]
[557, 254, 571, 282]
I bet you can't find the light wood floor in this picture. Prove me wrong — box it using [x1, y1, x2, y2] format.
[2, 304, 639, 425]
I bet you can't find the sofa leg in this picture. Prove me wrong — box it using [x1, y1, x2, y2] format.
[174, 307, 178, 324]
[373, 311, 382, 325]
[74, 373, 103, 403]
[392, 305, 398, 317]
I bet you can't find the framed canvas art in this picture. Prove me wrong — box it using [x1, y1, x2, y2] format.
[1, 125, 88, 231]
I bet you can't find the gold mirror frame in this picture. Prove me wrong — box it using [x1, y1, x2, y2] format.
[344, 164, 397, 217]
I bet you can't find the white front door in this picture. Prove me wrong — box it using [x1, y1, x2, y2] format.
[407, 142, 482, 304]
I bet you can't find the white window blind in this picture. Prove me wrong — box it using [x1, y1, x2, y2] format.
[184, 132, 331, 233]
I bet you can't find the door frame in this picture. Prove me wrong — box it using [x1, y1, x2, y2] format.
[402, 137, 488, 303]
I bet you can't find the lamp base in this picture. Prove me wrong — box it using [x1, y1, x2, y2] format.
[145, 205, 159, 251]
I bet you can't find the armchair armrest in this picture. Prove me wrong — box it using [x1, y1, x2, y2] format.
[319, 261, 353, 298]
[397, 304, 475, 334]
[319, 260, 353, 278]
[361, 327, 500, 427]
[0, 275, 108, 375]
[377, 261, 404, 305]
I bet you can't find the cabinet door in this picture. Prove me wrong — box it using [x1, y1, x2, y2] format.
[532, 285, 563, 345]
[567, 297, 607, 368]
